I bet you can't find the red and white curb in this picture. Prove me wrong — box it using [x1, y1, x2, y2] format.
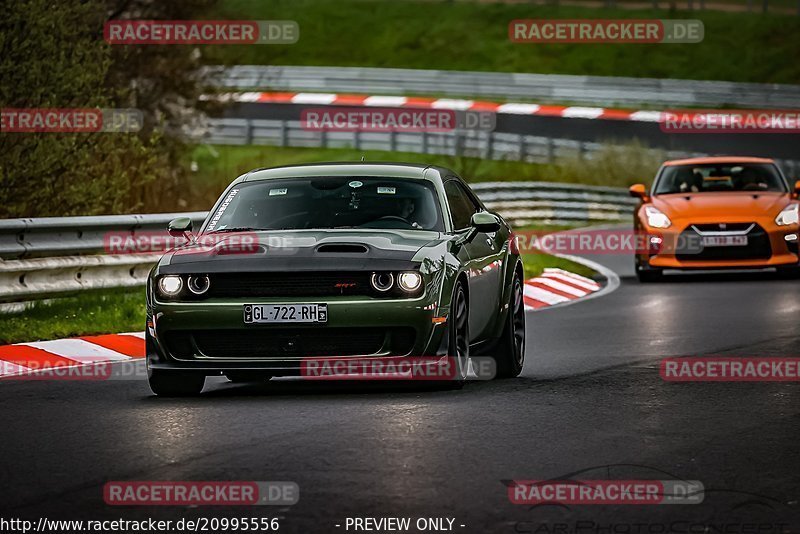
[0, 332, 145, 378]
[212, 91, 665, 123]
[523, 268, 601, 310]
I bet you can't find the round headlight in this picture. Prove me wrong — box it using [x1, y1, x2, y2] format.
[397, 271, 422, 292]
[158, 275, 183, 296]
[370, 272, 394, 292]
[187, 275, 210, 295]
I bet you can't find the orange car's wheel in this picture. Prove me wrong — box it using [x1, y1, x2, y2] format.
[636, 265, 663, 283]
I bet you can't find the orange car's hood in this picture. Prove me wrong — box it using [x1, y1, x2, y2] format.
[651, 192, 791, 222]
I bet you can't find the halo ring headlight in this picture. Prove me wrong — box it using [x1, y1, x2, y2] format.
[370, 272, 394, 292]
[158, 275, 183, 296]
[187, 275, 211, 295]
[398, 271, 422, 292]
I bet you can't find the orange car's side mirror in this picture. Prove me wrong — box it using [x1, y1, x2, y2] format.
[793, 180, 800, 199]
[629, 184, 649, 202]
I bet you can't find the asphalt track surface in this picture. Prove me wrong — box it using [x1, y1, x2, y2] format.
[1, 250, 799, 532]
[226, 102, 800, 161]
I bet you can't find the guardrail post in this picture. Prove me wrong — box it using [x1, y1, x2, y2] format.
[244, 120, 254, 145]
[484, 133, 492, 160]
[354, 130, 361, 150]
[390, 131, 397, 152]
[421, 131, 428, 154]
[454, 131, 462, 157]
[546, 137, 555, 163]
[280, 121, 288, 147]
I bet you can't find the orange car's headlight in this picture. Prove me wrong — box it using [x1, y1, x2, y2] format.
[644, 206, 672, 229]
[776, 203, 799, 226]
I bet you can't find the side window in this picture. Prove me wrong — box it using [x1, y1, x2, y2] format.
[444, 181, 480, 230]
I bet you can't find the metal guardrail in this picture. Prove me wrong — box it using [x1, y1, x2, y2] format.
[0, 186, 633, 303]
[201, 117, 800, 180]
[471, 182, 638, 227]
[0, 213, 207, 260]
[207, 65, 800, 109]
[0, 213, 206, 304]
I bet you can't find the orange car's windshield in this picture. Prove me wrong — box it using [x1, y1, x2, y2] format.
[654, 163, 787, 195]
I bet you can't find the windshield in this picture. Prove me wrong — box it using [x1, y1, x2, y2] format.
[204, 177, 444, 232]
[654, 163, 787, 195]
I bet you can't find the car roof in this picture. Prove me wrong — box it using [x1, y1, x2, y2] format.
[663, 156, 775, 166]
[242, 162, 453, 183]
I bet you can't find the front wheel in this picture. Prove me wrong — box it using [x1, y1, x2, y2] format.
[449, 280, 470, 383]
[148, 370, 205, 397]
[636, 264, 663, 283]
[776, 265, 800, 279]
[494, 271, 526, 378]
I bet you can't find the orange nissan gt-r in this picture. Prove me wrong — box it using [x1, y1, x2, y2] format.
[629, 157, 800, 282]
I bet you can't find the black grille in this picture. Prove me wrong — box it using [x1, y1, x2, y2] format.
[675, 223, 772, 261]
[164, 327, 415, 359]
[192, 272, 414, 299]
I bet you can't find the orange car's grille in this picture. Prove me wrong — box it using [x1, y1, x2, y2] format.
[675, 223, 771, 261]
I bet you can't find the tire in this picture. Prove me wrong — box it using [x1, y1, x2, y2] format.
[494, 271, 526, 379]
[449, 280, 470, 383]
[776, 265, 800, 279]
[148, 370, 205, 397]
[636, 267, 663, 283]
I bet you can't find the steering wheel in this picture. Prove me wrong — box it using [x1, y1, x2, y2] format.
[376, 215, 411, 224]
[360, 215, 415, 229]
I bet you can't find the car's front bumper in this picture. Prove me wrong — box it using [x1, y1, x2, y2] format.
[637, 218, 799, 270]
[147, 294, 450, 374]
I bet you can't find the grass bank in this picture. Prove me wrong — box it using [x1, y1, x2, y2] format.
[0, 288, 145, 345]
[207, 0, 800, 84]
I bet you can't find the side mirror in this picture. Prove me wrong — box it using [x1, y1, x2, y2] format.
[793, 180, 800, 199]
[471, 212, 501, 233]
[167, 217, 193, 239]
[629, 184, 649, 202]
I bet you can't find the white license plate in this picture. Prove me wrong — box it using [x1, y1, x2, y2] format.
[244, 304, 328, 324]
[701, 235, 748, 247]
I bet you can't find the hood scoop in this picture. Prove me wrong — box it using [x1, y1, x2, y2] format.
[315, 243, 369, 254]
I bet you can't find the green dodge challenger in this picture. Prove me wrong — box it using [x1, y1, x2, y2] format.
[146, 162, 525, 395]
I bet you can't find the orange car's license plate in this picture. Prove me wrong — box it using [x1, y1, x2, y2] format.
[701, 235, 748, 247]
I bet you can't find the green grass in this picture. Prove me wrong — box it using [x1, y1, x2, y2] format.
[521, 252, 597, 280]
[205, 0, 800, 84]
[0, 288, 145, 345]
[188, 142, 660, 210]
